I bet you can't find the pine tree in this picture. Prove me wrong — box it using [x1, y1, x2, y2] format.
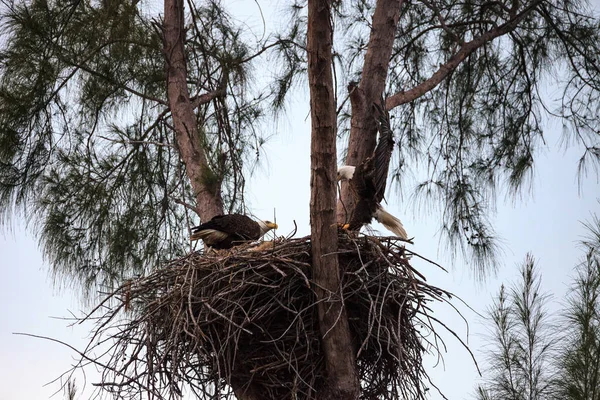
[476, 255, 556, 400]
[1, 0, 600, 398]
[554, 216, 600, 400]
[0, 0, 270, 294]
[475, 217, 600, 400]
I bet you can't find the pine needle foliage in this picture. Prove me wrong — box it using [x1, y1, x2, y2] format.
[474, 216, 600, 400]
[554, 215, 600, 400]
[0, 0, 273, 296]
[275, 0, 600, 276]
[476, 255, 556, 400]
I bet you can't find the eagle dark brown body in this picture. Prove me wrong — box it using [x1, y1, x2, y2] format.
[338, 103, 408, 239]
[191, 214, 277, 249]
[345, 158, 380, 231]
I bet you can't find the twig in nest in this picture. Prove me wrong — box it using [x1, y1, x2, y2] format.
[41, 235, 474, 400]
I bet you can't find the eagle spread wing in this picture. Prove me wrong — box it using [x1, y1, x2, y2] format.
[341, 100, 408, 239]
[371, 102, 394, 203]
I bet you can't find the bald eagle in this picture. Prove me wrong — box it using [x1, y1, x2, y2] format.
[337, 103, 408, 239]
[191, 214, 278, 249]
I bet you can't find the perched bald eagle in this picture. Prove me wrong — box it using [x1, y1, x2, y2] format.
[191, 214, 278, 250]
[337, 103, 408, 239]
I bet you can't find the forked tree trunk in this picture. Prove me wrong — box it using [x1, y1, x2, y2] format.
[307, 0, 359, 398]
[164, 0, 224, 221]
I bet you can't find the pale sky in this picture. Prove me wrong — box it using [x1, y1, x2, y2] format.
[1, 0, 600, 399]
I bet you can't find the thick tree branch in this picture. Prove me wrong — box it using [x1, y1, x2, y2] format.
[307, 0, 359, 397]
[386, 0, 542, 110]
[338, 0, 403, 224]
[337, 0, 403, 223]
[339, 0, 542, 227]
[164, 0, 224, 220]
[347, 0, 403, 166]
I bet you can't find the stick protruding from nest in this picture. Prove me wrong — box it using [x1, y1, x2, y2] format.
[68, 234, 471, 400]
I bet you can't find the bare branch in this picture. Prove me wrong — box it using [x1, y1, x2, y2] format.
[386, 0, 543, 110]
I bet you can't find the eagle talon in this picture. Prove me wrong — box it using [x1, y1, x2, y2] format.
[337, 223, 350, 231]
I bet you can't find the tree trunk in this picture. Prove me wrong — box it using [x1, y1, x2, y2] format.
[164, 0, 224, 221]
[337, 0, 403, 224]
[307, 0, 359, 398]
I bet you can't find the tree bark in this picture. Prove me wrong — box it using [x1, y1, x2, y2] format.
[164, 0, 224, 221]
[337, 0, 403, 224]
[307, 0, 359, 398]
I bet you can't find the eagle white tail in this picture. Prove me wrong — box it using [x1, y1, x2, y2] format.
[374, 206, 408, 239]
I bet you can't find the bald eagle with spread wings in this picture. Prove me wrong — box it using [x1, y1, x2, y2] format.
[337, 103, 408, 239]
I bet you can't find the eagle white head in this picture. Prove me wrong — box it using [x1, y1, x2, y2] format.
[257, 220, 278, 235]
[337, 165, 356, 181]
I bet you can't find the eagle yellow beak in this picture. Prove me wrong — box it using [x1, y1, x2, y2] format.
[267, 222, 278, 230]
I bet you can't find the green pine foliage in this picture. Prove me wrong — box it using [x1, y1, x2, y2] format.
[0, 0, 270, 295]
[2, 0, 600, 291]
[476, 216, 600, 400]
[476, 255, 556, 400]
[388, 0, 600, 276]
[554, 216, 600, 400]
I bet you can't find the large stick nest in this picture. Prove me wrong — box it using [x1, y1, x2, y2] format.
[84, 234, 464, 400]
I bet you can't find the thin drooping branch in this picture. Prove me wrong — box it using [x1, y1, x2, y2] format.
[338, 0, 403, 224]
[164, 0, 224, 221]
[307, 0, 359, 397]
